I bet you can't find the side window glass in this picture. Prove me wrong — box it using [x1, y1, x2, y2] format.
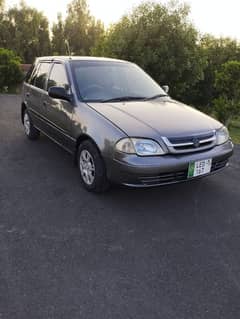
[35, 63, 51, 90]
[25, 64, 35, 83]
[47, 63, 69, 91]
[29, 64, 39, 86]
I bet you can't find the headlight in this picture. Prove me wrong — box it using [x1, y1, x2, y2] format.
[216, 126, 229, 145]
[115, 138, 135, 154]
[115, 138, 165, 156]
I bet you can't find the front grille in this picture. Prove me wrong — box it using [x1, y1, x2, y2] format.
[168, 132, 214, 145]
[162, 131, 216, 154]
[139, 171, 187, 186]
[137, 158, 228, 186]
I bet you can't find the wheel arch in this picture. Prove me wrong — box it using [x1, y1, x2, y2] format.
[74, 133, 102, 164]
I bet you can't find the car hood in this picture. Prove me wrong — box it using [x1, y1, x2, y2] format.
[87, 99, 222, 138]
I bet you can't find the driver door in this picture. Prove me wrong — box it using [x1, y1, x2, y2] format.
[44, 62, 75, 152]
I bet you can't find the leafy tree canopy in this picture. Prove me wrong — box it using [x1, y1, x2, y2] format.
[215, 61, 240, 100]
[0, 48, 23, 92]
[0, 1, 51, 63]
[213, 61, 240, 126]
[93, 1, 205, 100]
[52, 0, 104, 56]
[188, 35, 240, 107]
[52, 14, 66, 56]
[0, 0, 240, 116]
[0, 0, 4, 10]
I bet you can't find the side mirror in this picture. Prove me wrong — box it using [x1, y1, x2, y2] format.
[162, 85, 169, 94]
[48, 86, 71, 102]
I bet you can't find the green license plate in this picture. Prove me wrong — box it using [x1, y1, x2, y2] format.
[188, 158, 212, 178]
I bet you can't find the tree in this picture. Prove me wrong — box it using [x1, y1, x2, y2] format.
[63, 0, 104, 55]
[0, 0, 4, 11]
[93, 1, 205, 100]
[0, 0, 4, 10]
[0, 1, 51, 63]
[188, 35, 240, 108]
[0, 48, 23, 92]
[52, 14, 66, 55]
[213, 61, 240, 126]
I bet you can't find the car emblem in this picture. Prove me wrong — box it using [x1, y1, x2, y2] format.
[192, 138, 200, 148]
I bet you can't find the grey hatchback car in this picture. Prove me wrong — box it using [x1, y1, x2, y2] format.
[21, 56, 234, 192]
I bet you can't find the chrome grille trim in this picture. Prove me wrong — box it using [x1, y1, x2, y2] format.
[162, 131, 217, 154]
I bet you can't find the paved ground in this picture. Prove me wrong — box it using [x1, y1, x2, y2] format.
[0, 94, 240, 319]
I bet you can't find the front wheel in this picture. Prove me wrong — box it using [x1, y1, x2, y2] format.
[23, 109, 40, 140]
[77, 140, 110, 193]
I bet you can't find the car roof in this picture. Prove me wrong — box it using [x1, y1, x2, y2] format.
[36, 56, 130, 64]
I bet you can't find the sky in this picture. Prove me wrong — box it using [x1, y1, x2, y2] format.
[5, 0, 240, 39]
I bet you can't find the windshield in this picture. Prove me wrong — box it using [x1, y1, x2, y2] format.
[70, 60, 166, 102]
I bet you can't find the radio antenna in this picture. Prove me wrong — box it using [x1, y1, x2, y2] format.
[65, 40, 72, 58]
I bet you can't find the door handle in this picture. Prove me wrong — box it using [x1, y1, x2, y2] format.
[26, 92, 30, 98]
[43, 101, 47, 106]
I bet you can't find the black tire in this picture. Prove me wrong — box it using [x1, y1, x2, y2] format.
[23, 109, 40, 140]
[77, 140, 110, 193]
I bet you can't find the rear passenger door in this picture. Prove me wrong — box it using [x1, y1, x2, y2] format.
[44, 63, 75, 152]
[26, 62, 51, 131]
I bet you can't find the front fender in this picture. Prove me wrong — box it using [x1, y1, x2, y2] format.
[72, 102, 127, 159]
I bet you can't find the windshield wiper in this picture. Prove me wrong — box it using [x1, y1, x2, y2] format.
[102, 96, 146, 103]
[144, 94, 168, 101]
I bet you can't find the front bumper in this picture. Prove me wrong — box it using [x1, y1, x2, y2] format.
[106, 141, 234, 187]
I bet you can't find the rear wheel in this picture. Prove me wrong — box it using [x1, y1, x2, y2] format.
[23, 109, 40, 140]
[77, 140, 110, 193]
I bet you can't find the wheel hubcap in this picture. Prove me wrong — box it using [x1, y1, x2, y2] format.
[24, 113, 30, 135]
[79, 150, 95, 185]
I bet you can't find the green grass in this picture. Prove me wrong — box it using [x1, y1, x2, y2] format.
[229, 119, 240, 144]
